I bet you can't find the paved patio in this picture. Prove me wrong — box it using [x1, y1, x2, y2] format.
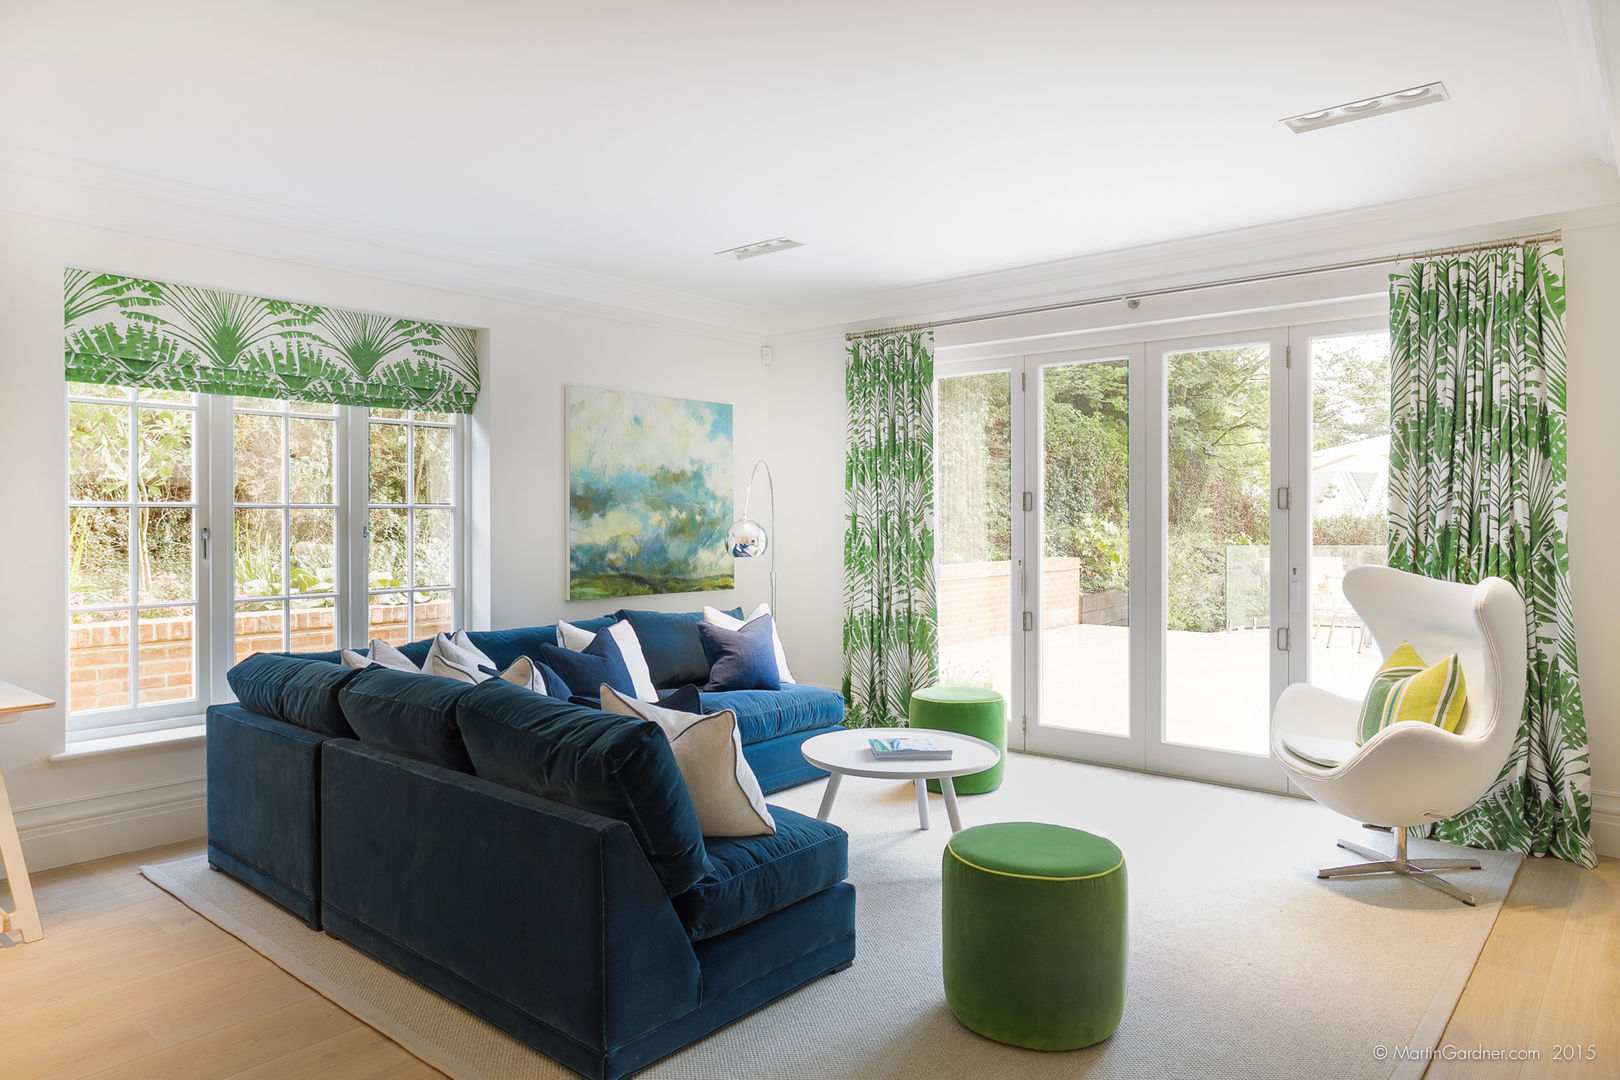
[939, 621, 1382, 755]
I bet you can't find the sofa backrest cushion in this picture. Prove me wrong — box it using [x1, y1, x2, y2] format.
[456, 679, 711, 897]
[227, 652, 298, 722]
[616, 608, 742, 689]
[338, 666, 478, 772]
[280, 659, 362, 738]
[227, 653, 359, 738]
[461, 620, 603, 669]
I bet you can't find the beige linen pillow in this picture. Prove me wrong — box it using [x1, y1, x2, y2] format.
[598, 685, 775, 837]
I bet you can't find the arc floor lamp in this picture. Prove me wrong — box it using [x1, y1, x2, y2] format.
[726, 458, 776, 615]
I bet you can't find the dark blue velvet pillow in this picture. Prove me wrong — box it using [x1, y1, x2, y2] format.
[456, 679, 711, 896]
[537, 631, 635, 699]
[656, 684, 705, 713]
[616, 608, 742, 688]
[525, 659, 574, 700]
[338, 666, 478, 772]
[698, 616, 782, 692]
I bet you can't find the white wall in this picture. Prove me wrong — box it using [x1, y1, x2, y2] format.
[0, 208, 774, 875]
[765, 338, 849, 688]
[1561, 222, 1620, 857]
[768, 225, 1620, 857]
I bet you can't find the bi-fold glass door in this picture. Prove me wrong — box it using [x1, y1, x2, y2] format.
[935, 317, 1391, 794]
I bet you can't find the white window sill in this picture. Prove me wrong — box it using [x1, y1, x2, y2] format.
[51, 720, 207, 761]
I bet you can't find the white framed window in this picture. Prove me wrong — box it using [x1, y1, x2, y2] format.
[362, 409, 461, 646]
[67, 387, 466, 736]
[228, 397, 343, 665]
[67, 383, 207, 734]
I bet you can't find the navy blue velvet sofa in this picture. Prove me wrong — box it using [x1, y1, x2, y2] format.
[205, 612, 853, 1080]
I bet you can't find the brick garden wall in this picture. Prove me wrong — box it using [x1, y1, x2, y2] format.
[69, 600, 453, 713]
[939, 559, 1126, 647]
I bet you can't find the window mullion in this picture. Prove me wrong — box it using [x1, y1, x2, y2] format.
[210, 394, 237, 702]
[406, 419, 416, 639]
[281, 413, 292, 652]
[125, 403, 139, 709]
[347, 406, 371, 649]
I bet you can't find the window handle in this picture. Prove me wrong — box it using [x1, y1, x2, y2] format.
[200, 526, 210, 560]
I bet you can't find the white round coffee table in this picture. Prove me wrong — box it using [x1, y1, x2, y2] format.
[801, 726, 1001, 833]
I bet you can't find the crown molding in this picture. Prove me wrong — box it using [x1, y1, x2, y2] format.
[766, 164, 1620, 342]
[0, 144, 772, 342]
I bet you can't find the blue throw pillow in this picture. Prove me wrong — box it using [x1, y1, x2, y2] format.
[537, 631, 636, 699]
[698, 616, 782, 692]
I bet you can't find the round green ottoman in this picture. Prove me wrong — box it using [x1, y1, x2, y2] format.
[910, 686, 1006, 795]
[942, 822, 1127, 1050]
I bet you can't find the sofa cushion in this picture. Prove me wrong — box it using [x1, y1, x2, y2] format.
[339, 666, 478, 772]
[498, 655, 572, 699]
[537, 635, 636, 699]
[462, 617, 614, 670]
[600, 686, 775, 838]
[456, 679, 711, 897]
[557, 621, 658, 701]
[672, 805, 847, 942]
[699, 616, 781, 692]
[701, 683, 846, 744]
[226, 652, 302, 722]
[279, 659, 361, 738]
[616, 608, 742, 689]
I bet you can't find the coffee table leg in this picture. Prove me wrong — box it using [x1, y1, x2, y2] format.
[940, 776, 963, 833]
[816, 771, 843, 822]
[914, 779, 930, 830]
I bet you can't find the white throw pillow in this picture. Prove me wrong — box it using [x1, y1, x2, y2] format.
[599, 685, 774, 837]
[702, 604, 795, 683]
[424, 631, 495, 684]
[556, 619, 658, 702]
[342, 638, 420, 672]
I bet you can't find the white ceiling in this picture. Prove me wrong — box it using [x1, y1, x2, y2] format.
[2, 0, 1617, 324]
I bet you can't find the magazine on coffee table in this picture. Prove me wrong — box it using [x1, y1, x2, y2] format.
[868, 736, 954, 761]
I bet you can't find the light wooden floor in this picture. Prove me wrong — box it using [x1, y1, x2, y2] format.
[0, 843, 1614, 1079]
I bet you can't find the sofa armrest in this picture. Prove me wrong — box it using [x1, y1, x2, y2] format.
[319, 739, 702, 1051]
[206, 704, 326, 924]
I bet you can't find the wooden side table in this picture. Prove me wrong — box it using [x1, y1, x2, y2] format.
[0, 682, 53, 943]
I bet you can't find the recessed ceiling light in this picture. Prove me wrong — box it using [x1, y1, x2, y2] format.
[716, 237, 804, 260]
[1282, 82, 1448, 133]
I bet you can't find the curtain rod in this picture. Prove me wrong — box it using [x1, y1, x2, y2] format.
[843, 230, 1563, 342]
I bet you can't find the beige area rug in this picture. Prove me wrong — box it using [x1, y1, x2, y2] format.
[143, 753, 1520, 1080]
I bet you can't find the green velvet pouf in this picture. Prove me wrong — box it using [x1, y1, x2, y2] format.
[909, 686, 1006, 795]
[942, 822, 1128, 1051]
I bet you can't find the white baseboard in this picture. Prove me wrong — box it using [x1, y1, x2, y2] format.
[1594, 789, 1620, 860]
[1, 776, 206, 881]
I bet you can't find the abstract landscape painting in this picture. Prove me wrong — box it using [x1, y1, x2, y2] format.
[567, 386, 734, 599]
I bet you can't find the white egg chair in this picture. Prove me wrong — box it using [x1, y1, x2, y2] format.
[1270, 565, 1527, 905]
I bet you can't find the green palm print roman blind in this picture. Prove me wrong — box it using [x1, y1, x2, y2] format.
[64, 270, 480, 412]
[1388, 243, 1594, 868]
[843, 330, 940, 727]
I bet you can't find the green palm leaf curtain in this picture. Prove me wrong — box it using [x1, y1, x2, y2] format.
[1388, 243, 1594, 867]
[843, 331, 939, 727]
[64, 270, 480, 412]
